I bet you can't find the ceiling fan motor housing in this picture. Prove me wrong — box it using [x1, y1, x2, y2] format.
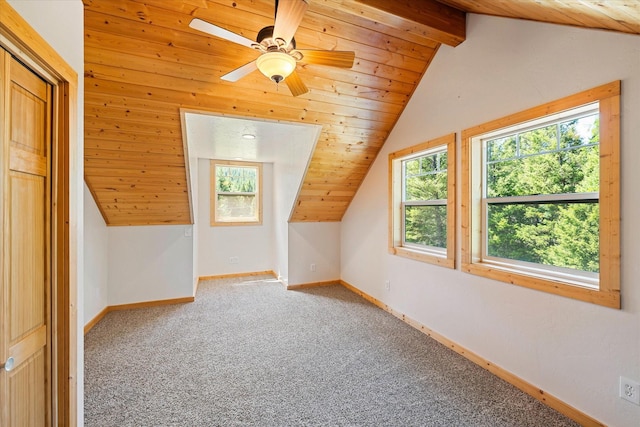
[256, 25, 296, 51]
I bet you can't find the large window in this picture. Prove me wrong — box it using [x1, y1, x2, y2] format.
[210, 160, 262, 226]
[461, 82, 620, 308]
[389, 134, 455, 268]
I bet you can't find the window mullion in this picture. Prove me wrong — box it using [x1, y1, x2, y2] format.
[404, 199, 448, 207]
[486, 192, 599, 205]
[217, 191, 257, 196]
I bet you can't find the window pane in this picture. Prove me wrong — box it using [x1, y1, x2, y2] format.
[420, 155, 437, 173]
[439, 152, 448, 170]
[487, 202, 599, 273]
[404, 205, 447, 248]
[404, 151, 447, 201]
[560, 115, 599, 149]
[486, 145, 599, 197]
[405, 159, 420, 176]
[519, 124, 557, 155]
[216, 166, 256, 193]
[487, 136, 516, 162]
[405, 173, 447, 201]
[216, 194, 256, 221]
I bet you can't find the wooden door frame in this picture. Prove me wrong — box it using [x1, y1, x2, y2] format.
[0, 1, 78, 426]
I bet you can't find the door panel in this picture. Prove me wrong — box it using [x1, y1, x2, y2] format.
[9, 348, 45, 426]
[1, 50, 52, 427]
[9, 60, 47, 157]
[10, 172, 45, 342]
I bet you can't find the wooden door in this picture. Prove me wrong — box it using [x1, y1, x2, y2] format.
[0, 49, 52, 426]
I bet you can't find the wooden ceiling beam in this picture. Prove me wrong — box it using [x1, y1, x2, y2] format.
[352, 0, 466, 47]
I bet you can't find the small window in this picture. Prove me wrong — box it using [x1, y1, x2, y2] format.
[210, 160, 262, 226]
[389, 134, 455, 268]
[461, 82, 620, 308]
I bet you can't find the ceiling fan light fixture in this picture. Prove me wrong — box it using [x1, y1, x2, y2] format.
[256, 52, 296, 84]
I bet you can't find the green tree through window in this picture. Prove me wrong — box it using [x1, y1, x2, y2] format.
[403, 151, 448, 248]
[462, 81, 620, 307]
[211, 160, 262, 225]
[484, 114, 600, 273]
[389, 133, 456, 268]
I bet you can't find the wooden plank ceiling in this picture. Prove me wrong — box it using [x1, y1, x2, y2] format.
[83, 0, 463, 225]
[438, 0, 640, 35]
[83, 0, 640, 226]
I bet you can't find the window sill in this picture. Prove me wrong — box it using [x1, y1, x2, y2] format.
[211, 220, 262, 227]
[391, 246, 454, 269]
[482, 259, 598, 289]
[461, 260, 619, 309]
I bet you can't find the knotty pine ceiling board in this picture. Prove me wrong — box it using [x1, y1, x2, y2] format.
[84, 0, 638, 226]
[437, 0, 640, 35]
[83, 0, 459, 225]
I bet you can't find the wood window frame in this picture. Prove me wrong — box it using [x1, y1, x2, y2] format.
[388, 133, 456, 268]
[210, 159, 263, 226]
[461, 81, 620, 309]
[0, 1, 78, 425]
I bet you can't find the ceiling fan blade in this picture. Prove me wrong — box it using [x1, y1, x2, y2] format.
[273, 0, 309, 47]
[297, 50, 355, 68]
[189, 18, 255, 49]
[221, 60, 258, 82]
[285, 70, 308, 97]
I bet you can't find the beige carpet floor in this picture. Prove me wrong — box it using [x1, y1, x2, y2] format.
[84, 275, 579, 426]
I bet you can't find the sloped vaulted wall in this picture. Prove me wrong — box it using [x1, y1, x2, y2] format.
[341, 14, 640, 427]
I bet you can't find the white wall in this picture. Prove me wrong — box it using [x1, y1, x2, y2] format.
[195, 156, 342, 285]
[107, 225, 194, 305]
[341, 14, 640, 427]
[84, 188, 196, 310]
[272, 142, 318, 284]
[184, 112, 320, 283]
[83, 185, 108, 323]
[6, 0, 85, 423]
[272, 161, 290, 283]
[188, 147, 199, 293]
[288, 222, 341, 285]
[197, 158, 274, 276]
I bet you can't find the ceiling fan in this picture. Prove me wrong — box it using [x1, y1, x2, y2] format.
[189, 0, 355, 97]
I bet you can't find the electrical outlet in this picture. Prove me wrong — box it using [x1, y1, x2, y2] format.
[310, 263, 316, 272]
[229, 256, 239, 264]
[384, 280, 390, 291]
[620, 376, 640, 405]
